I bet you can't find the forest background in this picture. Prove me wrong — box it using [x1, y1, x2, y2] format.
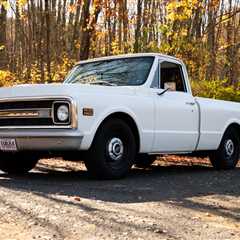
[0, 0, 239, 101]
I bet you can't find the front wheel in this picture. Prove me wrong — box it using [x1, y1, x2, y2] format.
[85, 119, 136, 179]
[0, 152, 39, 174]
[209, 128, 240, 170]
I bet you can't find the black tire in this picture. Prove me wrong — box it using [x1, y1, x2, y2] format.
[85, 118, 136, 179]
[134, 154, 156, 168]
[0, 152, 39, 174]
[209, 127, 240, 170]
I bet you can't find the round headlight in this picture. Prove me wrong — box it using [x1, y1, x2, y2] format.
[57, 105, 69, 122]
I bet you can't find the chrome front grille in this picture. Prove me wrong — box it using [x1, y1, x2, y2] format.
[0, 97, 77, 129]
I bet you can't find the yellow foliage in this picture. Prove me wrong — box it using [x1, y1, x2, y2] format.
[17, 0, 27, 6]
[191, 79, 240, 102]
[0, 70, 16, 87]
[111, 41, 123, 55]
[167, 0, 199, 21]
[51, 56, 75, 83]
[68, 4, 77, 13]
[0, 0, 9, 9]
[0, 56, 75, 86]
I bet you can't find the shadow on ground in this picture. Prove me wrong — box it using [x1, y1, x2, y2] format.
[0, 159, 239, 222]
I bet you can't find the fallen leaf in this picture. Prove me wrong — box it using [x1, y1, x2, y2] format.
[73, 196, 81, 201]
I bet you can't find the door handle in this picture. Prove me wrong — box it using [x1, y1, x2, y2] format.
[185, 102, 195, 106]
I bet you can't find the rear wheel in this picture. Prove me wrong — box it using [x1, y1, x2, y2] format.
[0, 152, 39, 174]
[134, 154, 156, 168]
[85, 118, 136, 179]
[209, 127, 240, 170]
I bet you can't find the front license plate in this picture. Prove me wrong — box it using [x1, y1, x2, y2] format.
[0, 139, 17, 151]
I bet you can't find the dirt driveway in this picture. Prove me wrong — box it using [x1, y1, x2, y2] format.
[0, 157, 239, 240]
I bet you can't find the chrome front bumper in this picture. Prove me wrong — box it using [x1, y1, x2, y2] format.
[15, 136, 83, 151]
[0, 129, 83, 151]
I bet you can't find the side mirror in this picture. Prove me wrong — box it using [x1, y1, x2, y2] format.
[157, 88, 170, 96]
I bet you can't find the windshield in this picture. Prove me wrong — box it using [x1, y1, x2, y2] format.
[64, 57, 154, 86]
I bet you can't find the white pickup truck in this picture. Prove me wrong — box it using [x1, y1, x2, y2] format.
[0, 53, 239, 179]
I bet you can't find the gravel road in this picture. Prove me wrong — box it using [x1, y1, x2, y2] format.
[0, 157, 239, 240]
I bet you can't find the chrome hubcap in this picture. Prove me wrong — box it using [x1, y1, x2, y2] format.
[225, 139, 234, 157]
[108, 138, 124, 161]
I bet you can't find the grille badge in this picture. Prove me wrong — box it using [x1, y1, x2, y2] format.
[0, 110, 40, 118]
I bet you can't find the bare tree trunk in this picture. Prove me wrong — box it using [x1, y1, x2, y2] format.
[205, 0, 218, 80]
[79, 0, 101, 60]
[142, 0, 149, 49]
[123, 0, 128, 53]
[26, 1, 33, 79]
[0, 4, 7, 69]
[134, 0, 143, 53]
[39, 0, 45, 82]
[118, 0, 123, 52]
[71, 1, 81, 58]
[14, 2, 21, 75]
[106, 0, 111, 55]
[45, 0, 51, 82]
[79, 0, 91, 60]
[226, 0, 240, 86]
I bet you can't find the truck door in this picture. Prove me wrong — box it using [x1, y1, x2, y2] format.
[151, 60, 199, 152]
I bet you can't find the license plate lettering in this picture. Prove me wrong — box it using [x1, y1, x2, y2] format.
[0, 139, 17, 151]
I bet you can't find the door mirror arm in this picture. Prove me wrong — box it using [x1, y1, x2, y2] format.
[157, 88, 170, 96]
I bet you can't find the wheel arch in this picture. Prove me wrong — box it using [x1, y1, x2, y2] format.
[219, 122, 240, 148]
[223, 122, 240, 135]
[91, 112, 141, 152]
[210, 122, 240, 170]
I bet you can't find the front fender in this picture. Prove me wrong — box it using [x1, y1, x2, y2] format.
[80, 107, 143, 150]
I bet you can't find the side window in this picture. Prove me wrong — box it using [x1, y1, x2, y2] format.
[160, 61, 186, 92]
[150, 64, 159, 88]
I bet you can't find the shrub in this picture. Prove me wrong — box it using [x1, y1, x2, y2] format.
[191, 79, 240, 102]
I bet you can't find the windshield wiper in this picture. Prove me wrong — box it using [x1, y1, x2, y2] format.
[98, 72, 128, 85]
[89, 80, 117, 86]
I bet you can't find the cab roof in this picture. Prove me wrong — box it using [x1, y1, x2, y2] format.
[75, 53, 183, 66]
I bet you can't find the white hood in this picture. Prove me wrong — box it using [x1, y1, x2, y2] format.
[0, 83, 137, 100]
